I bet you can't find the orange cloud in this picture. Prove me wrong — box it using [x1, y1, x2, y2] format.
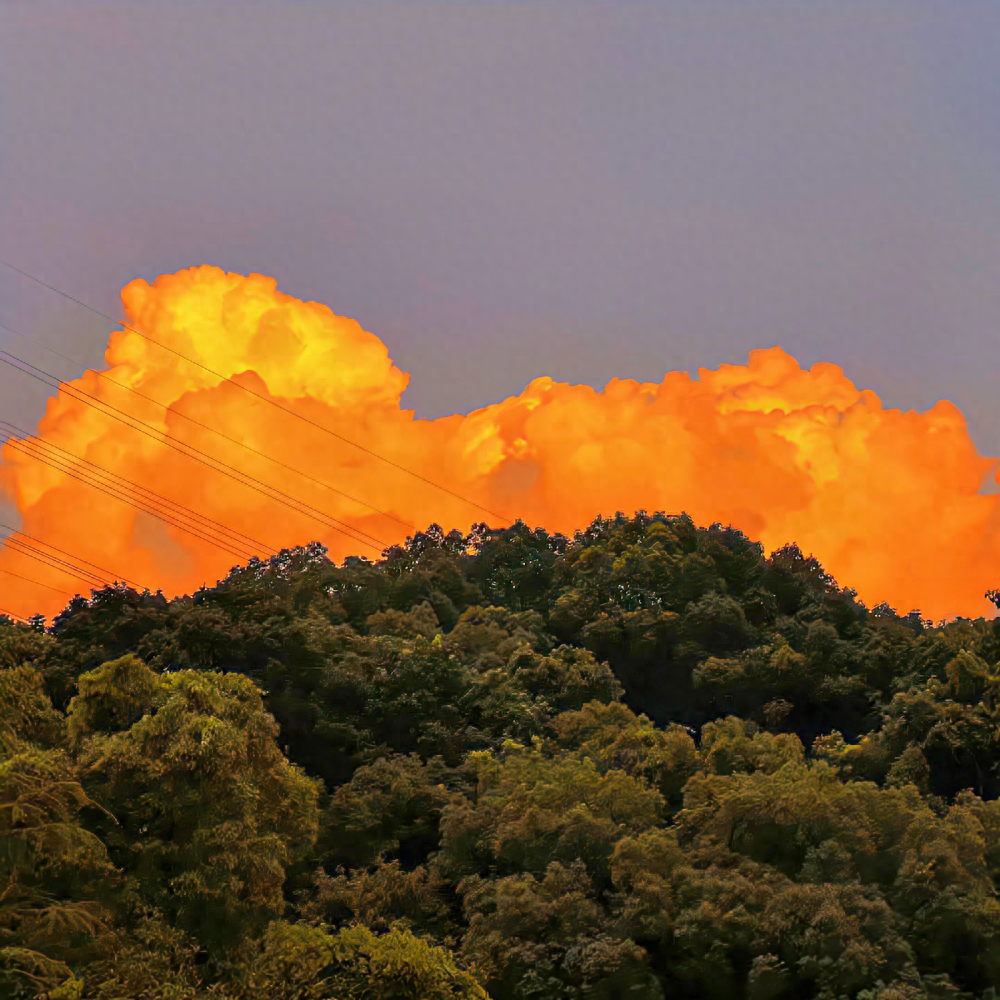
[2, 265, 997, 621]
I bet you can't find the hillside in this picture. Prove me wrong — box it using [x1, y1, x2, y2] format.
[2, 512, 1000, 998]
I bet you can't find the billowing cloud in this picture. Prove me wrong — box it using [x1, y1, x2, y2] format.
[2, 265, 997, 621]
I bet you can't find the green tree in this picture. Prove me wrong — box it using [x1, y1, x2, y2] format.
[70, 660, 320, 952]
[549, 701, 697, 808]
[458, 861, 658, 1000]
[320, 753, 453, 870]
[438, 742, 663, 881]
[234, 921, 488, 1000]
[0, 666, 111, 997]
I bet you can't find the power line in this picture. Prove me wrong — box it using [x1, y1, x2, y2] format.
[0, 259, 510, 524]
[0, 350, 388, 554]
[0, 431, 277, 604]
[1, 530, 117, 589]
[0, 510, 148, 588]
[3, 439, 255, 563]
[3, 439, 258, 563]
[0, 317, 416, 533]
[3, 523, 110, 584]
[1, 425, 270, 562]
[0, 566, 75, 595]
[5, 428, 265, 554]
[4, 541, 106, 589]
[0, 538, 104, 591]
[0, 349, 387, 551]
[0, 537, 106, 615]
[0, 437, 271, 603]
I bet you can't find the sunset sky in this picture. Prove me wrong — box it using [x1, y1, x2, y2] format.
[2, 2, 998, 451]
[2, 0, 999, 572]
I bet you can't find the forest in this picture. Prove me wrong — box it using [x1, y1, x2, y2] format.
[2, 511, 1000, 999]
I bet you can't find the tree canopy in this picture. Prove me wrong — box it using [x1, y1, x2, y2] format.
[1, 512, 999, 998]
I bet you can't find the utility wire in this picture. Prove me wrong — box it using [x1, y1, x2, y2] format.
[1, 566, 78, 595]
[0, 521, 148, 590]
[1, 425, 270, 562]
[0, 437, 270, 601]
[0, 259, 510, 524]
[4, 440, 255, 562]
[0, 535, 107, 590]
[0, 533, 105, 614]
[0, 348, 388, 550]
[4, 428, 266, 553]
[0, 350, 387, 553]
[2, 527, 111, 585]
[0, 518, 130, 584]
[0, 318, 416, 533]
[0, 428, 279, 603]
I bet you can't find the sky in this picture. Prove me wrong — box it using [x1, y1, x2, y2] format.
[2, 1, 999, 466]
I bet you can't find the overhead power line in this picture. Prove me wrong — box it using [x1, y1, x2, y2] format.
[3, 533, 111, 588]
[0, 349, 387, 554]
[1, 566, 75, 595]
[1, 420, 270, 554]
[0, 515, 145, 591]
[0, 529, 124, 593]
[1, 520, 130, 584]
[0, 318, 415, 533]
[0, 428, 267, 564]
[1, 259, 511, 524]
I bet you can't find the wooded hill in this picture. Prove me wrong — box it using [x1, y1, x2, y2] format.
[3, 513, 1000, 998]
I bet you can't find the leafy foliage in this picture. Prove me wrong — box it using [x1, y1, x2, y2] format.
[70, 662, 321, 952]
[0, 514, 999, 997]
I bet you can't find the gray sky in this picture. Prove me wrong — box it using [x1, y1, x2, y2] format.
[2, 1, 999, 468]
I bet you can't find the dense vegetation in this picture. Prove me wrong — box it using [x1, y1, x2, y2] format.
[3, 512, 1000, 999]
